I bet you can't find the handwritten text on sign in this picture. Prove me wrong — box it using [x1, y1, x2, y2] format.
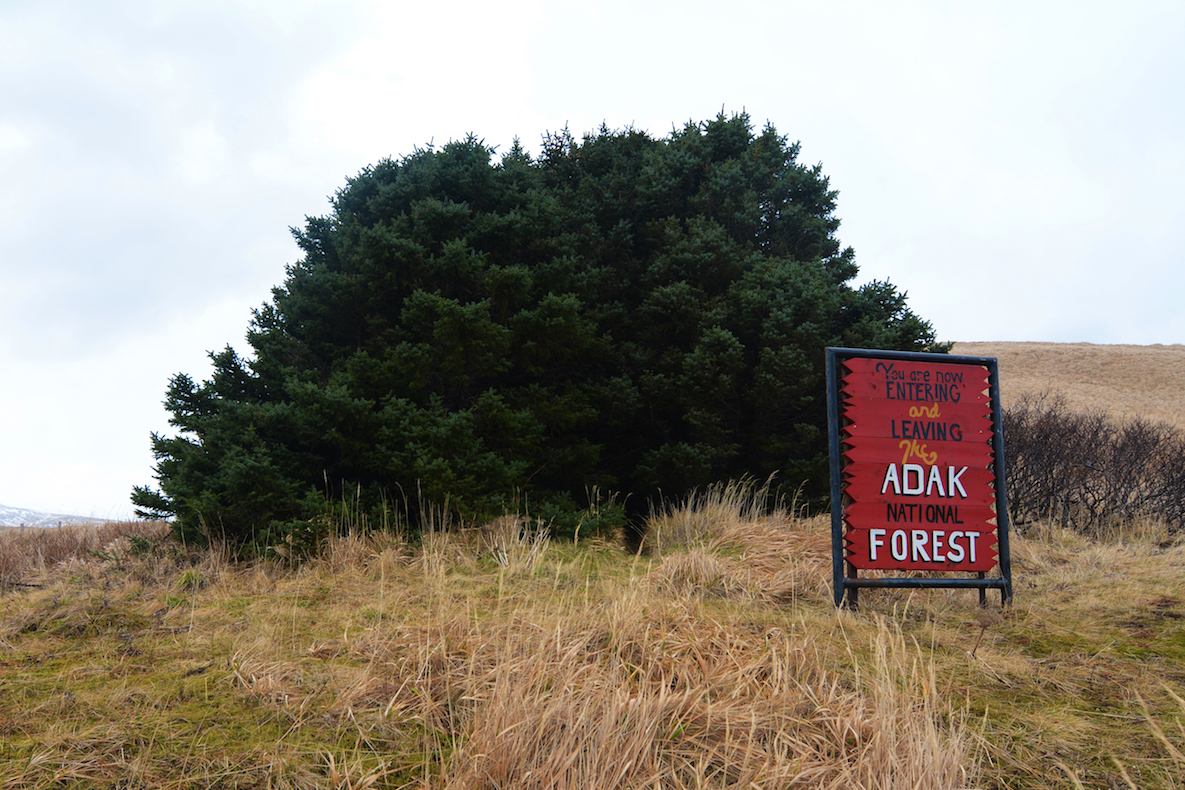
[841, 358, 998, 572]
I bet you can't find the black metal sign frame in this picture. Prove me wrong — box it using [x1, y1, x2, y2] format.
[826, 347, 1014, 608]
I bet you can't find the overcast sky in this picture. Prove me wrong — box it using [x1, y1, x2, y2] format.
[2, 0, 1182, 518]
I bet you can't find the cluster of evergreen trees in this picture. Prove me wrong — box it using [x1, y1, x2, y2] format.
[133, 113, 941, 547]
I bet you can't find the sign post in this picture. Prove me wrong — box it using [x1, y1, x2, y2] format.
[827, 348, 1013, 608]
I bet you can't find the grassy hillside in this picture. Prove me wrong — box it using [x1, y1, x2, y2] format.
[3, 498, 1185, 788]
[954, 341, 1185, 430]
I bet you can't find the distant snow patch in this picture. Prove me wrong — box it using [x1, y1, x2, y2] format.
[0, 504, 108, 528]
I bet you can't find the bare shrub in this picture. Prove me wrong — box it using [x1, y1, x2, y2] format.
[1003, 393, 1185, 533]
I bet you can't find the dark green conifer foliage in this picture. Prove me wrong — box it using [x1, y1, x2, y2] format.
[133, 114, 942, 547]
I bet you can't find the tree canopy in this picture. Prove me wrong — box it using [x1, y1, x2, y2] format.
[133, 113, 943, 547]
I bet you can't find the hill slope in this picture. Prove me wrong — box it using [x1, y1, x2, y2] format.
[0, 503, 105, 528]
[953, 341, 1185, 430]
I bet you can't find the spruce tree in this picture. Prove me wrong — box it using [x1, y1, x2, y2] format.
[134, 113, 942, 548]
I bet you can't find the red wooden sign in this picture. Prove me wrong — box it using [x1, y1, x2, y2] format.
[840, 356, 999, 572]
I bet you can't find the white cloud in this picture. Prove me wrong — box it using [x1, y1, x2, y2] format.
[290, 0, 546, 163]
[175, 122, 233, 185]
[1, 0, 1184, 514]
[0, 122, 30, 154]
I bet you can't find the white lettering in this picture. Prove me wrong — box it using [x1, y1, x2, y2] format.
[932, 530, 946, 562]
[946, 531, 965, 562]
[966, 531, 980, 563]
[926, 465, 946, 497]
[870, 529, 886, 561]
[902, 464, 925, 495]
[880, 465, 970, 499]
[948, 466, 968, 498]
[891, 530, 909, 561]
[911, 530, 931, 562]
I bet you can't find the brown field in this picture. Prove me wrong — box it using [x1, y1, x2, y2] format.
[954, 341, 1185, 430]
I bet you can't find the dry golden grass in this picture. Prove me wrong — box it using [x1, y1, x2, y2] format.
[953, 341, 1185, 430]
[0, 520, 171, 588]
[0, 507, 975, 789]
[3, 501, 1185, 788]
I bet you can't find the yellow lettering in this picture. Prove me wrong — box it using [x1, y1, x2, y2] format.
[908, 402, 942, 419]
[899, 439, 938, 465]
